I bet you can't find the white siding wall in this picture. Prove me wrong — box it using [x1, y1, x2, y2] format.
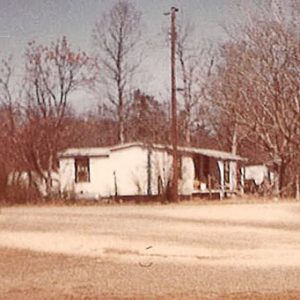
[150, 150, 172, 195]
[110, 147, 148, 196]
[59, 146, 195, 197]
[150, 151, 194, 195]
[180, 157, 194, 195]
[59, 146, 148, 197]
[77, 156, 112, 196]
[229, 161, 237, 191]
[59, 158, 75, 194]
[245, 165, 269, 185]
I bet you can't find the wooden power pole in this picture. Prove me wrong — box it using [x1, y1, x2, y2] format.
[165, 7, 179, 202]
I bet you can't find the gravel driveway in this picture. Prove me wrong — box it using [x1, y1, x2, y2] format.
[0, 201, 300, 298]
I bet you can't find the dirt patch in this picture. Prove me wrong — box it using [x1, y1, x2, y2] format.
[1, 203, 300, 298]
[1, 248, 300, 299]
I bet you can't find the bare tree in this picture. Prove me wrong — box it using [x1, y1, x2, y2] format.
[176, 22, 199, 145]
[173, 20, 215, 147]
[22, 36, 91, 197]
[92, 0, 142, 143]
[0, 57, 22, 200]
[203, 44, 250, 155]
[0, 57, 16, 130]
[207, 0, 300, 196]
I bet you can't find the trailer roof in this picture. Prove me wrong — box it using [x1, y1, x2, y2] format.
[59, 142, 246, 161]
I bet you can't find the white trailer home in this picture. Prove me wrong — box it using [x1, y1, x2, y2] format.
[58, 142, 246, 200]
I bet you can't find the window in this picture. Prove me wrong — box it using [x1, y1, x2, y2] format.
[75, 157, 90, 183]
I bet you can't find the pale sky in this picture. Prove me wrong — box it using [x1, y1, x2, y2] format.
[0, 0, 248, 111]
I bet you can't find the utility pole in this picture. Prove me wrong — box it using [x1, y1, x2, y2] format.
[165, 7, 179, 202]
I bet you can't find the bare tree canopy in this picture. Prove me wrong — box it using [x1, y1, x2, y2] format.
[21, 36, 92, 197]
[206, 0, 300, 196]
[0, 58, 19, 200]
[175, 21, 213, 146]
[92, 0, 142, 143]
[24, 36, 91, 121]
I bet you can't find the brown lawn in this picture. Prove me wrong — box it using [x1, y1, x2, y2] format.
[0, 200, 300, 299]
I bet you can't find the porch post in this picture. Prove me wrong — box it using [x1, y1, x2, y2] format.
[229, 161, 237, 192]
[240, 166, 245, 195]
[217, 160, 225, 200]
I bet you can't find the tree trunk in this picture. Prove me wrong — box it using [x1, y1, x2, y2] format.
[185, 118, 191, 146]
[118, 94, 125, 144]
[230, 124, 238, 192]
[278, 162, 286, 198]
[274, 160, 286, 198]
[118, 119, 125, 144]
[296, 174, 300, 200]
[231, 124, 238, 155]
[0, 163, 8, 201]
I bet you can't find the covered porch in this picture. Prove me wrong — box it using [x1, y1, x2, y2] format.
[178, 147, 246, 199]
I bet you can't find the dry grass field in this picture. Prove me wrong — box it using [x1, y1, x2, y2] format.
[0, 200, 300, 299]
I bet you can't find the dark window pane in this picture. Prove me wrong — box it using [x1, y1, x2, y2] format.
[75, 157, 90, 183]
